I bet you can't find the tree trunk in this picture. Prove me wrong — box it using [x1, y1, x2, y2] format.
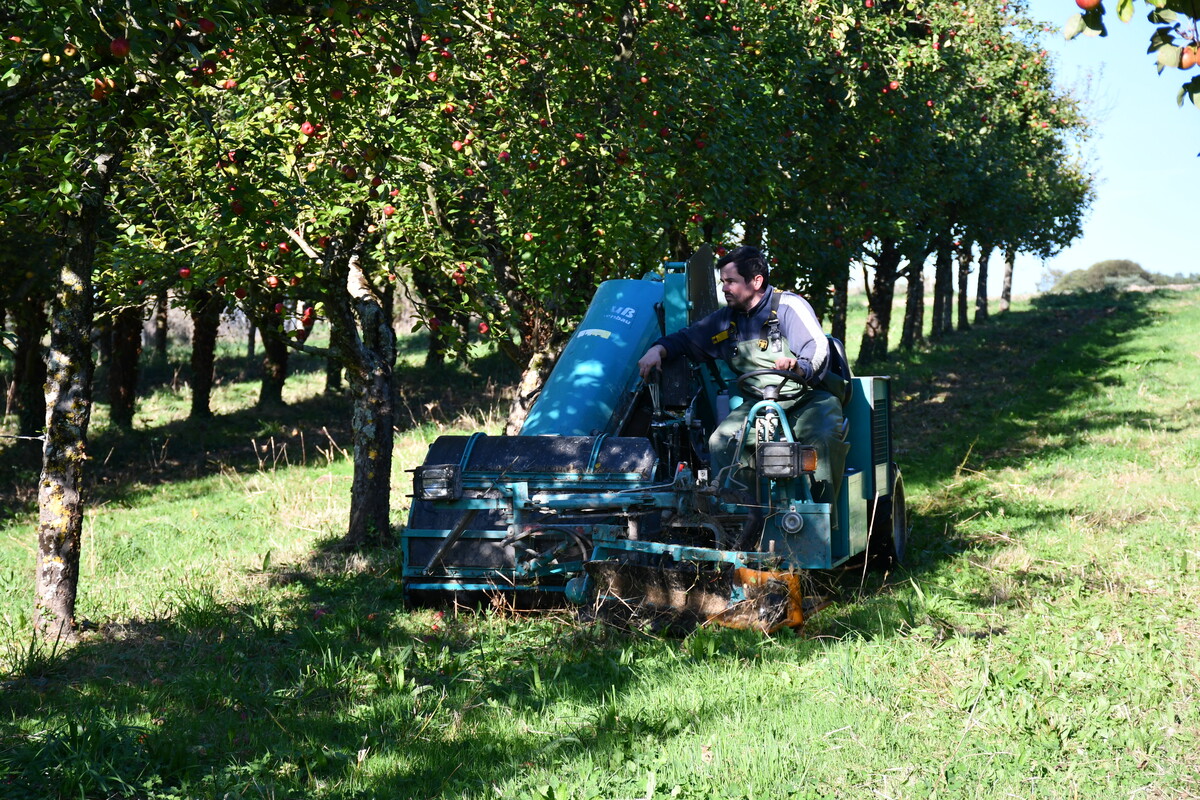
[504, 343, 563, 435]
[900, 259, 925, 351]
[246, 320, 256, 360]
[153, 290, 169, 362]
[858, 239, 901, 365]
[956, 241, 972, 332]
[35, 143, 122, 638]
[189, 290, 222, 419]
[930, 239, 953, 339]
[830, 270, 848, 344]
[107, 303, 142, 429]
[257, 309, 289, 408]
[741, 214, 764, 249]
[325, 209, 397, 548]
[1000, 245, 1015, 313]
[974, 243, 992, 324]
[6, 296, 49, 439]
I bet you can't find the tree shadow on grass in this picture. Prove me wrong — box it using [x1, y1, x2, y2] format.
[0, 289, 1185, 798]
[0, 546, 823, 799]
[811, 288, 1170, 637]
[0, 348, 521, 523]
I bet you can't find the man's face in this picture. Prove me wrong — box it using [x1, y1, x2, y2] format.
[720, 263, 765, 312]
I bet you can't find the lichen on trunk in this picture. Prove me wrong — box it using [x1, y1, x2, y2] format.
[323, 207, 397, 548]
[35, 216, 100, 640]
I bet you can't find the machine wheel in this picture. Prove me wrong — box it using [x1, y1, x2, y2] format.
[868, 465, 907, 569]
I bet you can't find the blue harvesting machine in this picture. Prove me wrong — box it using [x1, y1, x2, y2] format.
[400, 246, 905, 632]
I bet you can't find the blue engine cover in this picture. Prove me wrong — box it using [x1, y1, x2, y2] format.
[521, 279, 664, 436]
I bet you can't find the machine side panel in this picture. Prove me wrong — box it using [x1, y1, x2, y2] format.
[521, 279, 664, 436]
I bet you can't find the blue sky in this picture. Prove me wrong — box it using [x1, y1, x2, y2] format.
[1002, 0, 1200, 295]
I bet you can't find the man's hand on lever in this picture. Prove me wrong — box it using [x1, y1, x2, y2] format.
[638, 344, 667, 379]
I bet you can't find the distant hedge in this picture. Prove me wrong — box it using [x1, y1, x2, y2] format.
[1048, 260, 1200, 293]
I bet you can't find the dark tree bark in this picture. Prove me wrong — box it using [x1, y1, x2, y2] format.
[107, 303, 143, 429]
[1000, 245, 1015, 313]
[505, 342, 566, 435]
[36, 141, 125, 639]
[153, 290, 168, 362]
[974, 243, 993, 324]
[858, 239, 902, 365]
[246, 320, 256, 360]
[189, 289, 222, 419]
[900, 258, 925, 351]
[956, 241, 972, 332]
[256, 307, 289, 408]
[830, 269, 848, 344]
[410, 256, 458, 369]
[324, 208, 397, 547]
[6, 296, 49, 439]
[741, 214, 764, 248]
[930, 239, 953, 339]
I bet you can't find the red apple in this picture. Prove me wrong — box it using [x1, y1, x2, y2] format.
[331, 88, 344, 100]
[523, 232, 534, 241]
[451, 140, 464, 151]
[383, 204, 396, 217]
[266, 275, 281, 288]
[342, 165, 357, 180]
[179, 267, 192, 279]
[109, 38, 130, 59]
[478, 322, 489, 334]
[300, 121, 316, 136]
[197, 18, 216, 34]
[427, 71, 438, 81]
[318, 235, 331, 248]
[1075, 0, 1100, 9]
[235, 288, 248, 299]
[277, 243, 290, 253]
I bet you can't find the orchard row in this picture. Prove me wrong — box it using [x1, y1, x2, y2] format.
[0, 0, 1092, 635]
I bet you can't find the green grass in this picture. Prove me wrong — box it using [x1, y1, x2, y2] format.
[2, 289, 1199, 798]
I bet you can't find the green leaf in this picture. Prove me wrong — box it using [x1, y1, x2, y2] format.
[1147, 26, 1175, 53]
[1081, 9, 1108, 36]
[1147, 7, 1177, 23]
[1063, 14, 1086, 41]
[1183, 75, 1200, 107]
[1117, 0, 1135, 22]
[1156, 44, 1180, 74]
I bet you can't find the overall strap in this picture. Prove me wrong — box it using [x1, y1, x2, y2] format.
[765, 290, 784, 353]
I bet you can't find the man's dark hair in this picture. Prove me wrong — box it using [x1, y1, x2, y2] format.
[716, 246, 770, 285]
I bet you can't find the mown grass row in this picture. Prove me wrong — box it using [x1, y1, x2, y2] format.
[2, 289, 1198, 798]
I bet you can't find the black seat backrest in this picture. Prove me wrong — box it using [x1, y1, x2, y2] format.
[825, 335, 853, 405]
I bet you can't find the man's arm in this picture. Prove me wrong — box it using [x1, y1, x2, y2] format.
[637, 344, 667, 378]
[777, 294, 830, 382]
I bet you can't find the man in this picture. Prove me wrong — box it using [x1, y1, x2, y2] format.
[637, 246, 848, 518]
